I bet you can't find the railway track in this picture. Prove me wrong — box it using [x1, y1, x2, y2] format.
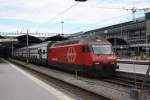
[102, 71, 150, 90]
[11, 60, 109, 100]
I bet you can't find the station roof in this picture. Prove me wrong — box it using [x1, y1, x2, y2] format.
[0, 35, 5, 39]
[43, 34, 68, 42]
[0, 35, 17, 48]
[17, 35, 42, 42]
[14, 35, 42, 48]
[0, 34, 69, 49]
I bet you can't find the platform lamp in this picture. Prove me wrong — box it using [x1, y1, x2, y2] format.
[26, 29, 29, 63]
[72, 0, 87, 78]
[11, 40, 14, 58]
[61, 21, 64, 34]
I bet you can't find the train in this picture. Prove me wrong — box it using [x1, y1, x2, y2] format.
[13, 36, 119, 77]
[0, 47, 9, 58]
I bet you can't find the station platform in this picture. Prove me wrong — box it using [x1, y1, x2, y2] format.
[117, 58, 150, 75]
[117, 58, 149, 65]
[117, 63, 149, 75]
[0, 58, 73, 100]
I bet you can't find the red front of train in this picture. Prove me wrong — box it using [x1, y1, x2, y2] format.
[48, 40, 118, 77]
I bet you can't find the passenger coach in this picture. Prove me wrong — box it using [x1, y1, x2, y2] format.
[13, 41, 54, 65]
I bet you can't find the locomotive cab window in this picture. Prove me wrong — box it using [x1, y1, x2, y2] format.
[92, 45, 112, 55]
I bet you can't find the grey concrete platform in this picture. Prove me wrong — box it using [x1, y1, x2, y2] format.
[0, 58, 73, 100]
[117, 59, 149, 65]
[117, 63, 150, 75]
[9, 58, 150, 100]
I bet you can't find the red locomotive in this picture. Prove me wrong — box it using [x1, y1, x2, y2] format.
[48, 36, 118, 77]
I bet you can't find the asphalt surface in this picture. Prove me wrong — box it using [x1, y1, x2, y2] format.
[0, 58, 73, 100]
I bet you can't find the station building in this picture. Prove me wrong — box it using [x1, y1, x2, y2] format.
[84, 12, 150, 58]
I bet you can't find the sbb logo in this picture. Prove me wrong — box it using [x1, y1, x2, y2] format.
[67, 47, 76, 63]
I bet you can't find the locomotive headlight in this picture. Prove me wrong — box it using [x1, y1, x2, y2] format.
[95, 62, 100, 64]
[111, 62, 115, 64]
[110, 61, 116, 64]
[108, 56, 116, 60]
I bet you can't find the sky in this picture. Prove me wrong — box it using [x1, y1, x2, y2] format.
[0, 0, 150, 36]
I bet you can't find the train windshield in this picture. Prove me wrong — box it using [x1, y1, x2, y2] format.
[92, 45, 112, 55]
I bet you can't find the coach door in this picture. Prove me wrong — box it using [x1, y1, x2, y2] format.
[38, 49, 42, 59]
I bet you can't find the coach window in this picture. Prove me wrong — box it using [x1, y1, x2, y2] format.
[38, 49, 40, 54]
[38, 49, 42, 54]
[43, 50, 45, 54]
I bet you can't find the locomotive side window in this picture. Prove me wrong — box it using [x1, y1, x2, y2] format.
[82, 46, 92, 53]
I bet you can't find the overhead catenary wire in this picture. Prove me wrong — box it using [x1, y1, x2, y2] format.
[77, 5, 150, 22]
[33, 2, 80, 35]
[77, 5, 150, 11]
[27, 3, 150, 35]
[35, 3, 149, 34]
[48, 2, 80, 22]
[70, 12, 132, 33]
[69, 4, 150, 33]
[78, 5, 130, 10]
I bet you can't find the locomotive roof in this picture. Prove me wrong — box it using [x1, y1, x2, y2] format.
[53, 35, 107, 47]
